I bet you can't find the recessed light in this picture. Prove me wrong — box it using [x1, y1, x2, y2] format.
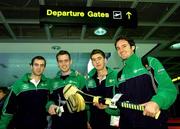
[94, 27, 107, 36]
[51, 46, 61, 50]
[170, 42, 180, 50]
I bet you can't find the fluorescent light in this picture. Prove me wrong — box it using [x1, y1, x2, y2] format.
[170, 42, 180, 50]
[94, 27, 107, 36]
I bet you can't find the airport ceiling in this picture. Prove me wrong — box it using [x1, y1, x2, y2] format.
[0, 0, 180, 86]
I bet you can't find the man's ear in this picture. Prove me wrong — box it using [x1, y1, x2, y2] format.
[30, 64, 33, 70]
[132, 46, 136, 51]
[105, 58, 108, 64]
[70, 59, 72, 65]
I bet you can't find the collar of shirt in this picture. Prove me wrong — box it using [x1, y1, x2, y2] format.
[30, 79, 40, 87]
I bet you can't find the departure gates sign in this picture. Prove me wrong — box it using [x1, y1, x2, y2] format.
[40, 6, 137, 28]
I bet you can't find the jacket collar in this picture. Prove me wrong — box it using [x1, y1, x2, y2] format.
[55, 69, 77, 78]
[88, 67, 113, 78]
[22, 73, 47, 82]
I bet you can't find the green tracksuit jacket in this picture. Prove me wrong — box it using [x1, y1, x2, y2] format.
[116, 53, 177, 129]
[0, 73, 50, 129]
[86, 67, 119, 129]
[46, 69, 87, 129]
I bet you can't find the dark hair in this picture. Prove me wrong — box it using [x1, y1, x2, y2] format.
[56, 50, 71, 61]
[30, 56, 46, 67]
[90, 49, 106, 59]
[0, 87, 9, 94]
[114, 36, 136, 52]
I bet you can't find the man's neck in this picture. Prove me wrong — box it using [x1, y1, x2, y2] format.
[97, 67, 107, 78]
[31, 74, 41, 82]
[61, 70, 71, 76]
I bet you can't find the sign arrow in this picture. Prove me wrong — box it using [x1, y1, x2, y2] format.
[126, 12, 132, 20]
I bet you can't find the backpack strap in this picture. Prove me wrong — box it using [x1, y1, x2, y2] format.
[117, 69, 123, 80]
[117, 58, 157, 94]
[142, 58, 157, 93]
[116, 69, 123, 92]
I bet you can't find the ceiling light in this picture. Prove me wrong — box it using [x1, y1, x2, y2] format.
[51, 46, 61, 51]
[170, 42, 180, 50]
[94, 27, 107, 36]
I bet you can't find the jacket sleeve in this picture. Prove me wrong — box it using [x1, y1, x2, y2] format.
[0, 90, 16, 129]
[78, 74, 86, 90]
[105, 70, 120, 116]
[149, 57, 177, 110]
[46, 79, 55, 111]
[105, 108, 120, 116]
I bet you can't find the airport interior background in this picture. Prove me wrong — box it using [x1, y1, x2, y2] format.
[0, 0, 180, 128]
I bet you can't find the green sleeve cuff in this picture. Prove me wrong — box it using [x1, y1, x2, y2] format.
[85, 104, 90, 122]
[87, 110, 91, 122]
[105, 108, 120, 116]
[151, 95, 163, 108]
[46, 101, 55, 111]
[0, 113, 13, 129]
[151, 94, 172, 110]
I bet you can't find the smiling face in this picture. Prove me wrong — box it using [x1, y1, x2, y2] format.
[116, 39, 135, 60]
[91, 53, 106, 71]
[57, 54, 72, 73]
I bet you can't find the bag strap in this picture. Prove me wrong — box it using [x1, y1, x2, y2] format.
[117, 58, 157, 94]
[142, 58, 157, 93]
[117, 69, 123, 79]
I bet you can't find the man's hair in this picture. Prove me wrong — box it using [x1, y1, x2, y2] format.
[0, 87, 9, 94]
[114, 36, 136, 52]
[56, 50, 71, 61]
[90, 49, 106, 59]
[30, 56, 46, 67]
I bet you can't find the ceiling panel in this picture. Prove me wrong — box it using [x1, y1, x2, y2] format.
[53, 25, 82, 39]
[92, 1, 132, 8]
[0, 24, 10, 38]
[11, 24, 46, 38]
[150, 26, 180, 39]
[137, 2, 174, 22]
[120, 26, 152, 38]
[167, 6, 180, 22]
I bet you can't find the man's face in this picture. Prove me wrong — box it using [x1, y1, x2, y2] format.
[0, 90, 6, 100]
[116, 39, 135, 60]
[31, 59, 45, 76]
[91, 53, 106, 71]
[57, 54, 71, 73]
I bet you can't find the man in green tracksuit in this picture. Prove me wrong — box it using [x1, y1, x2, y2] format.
[46, 50, 87, 129]
[86, 49, 119, 129]
[0, 87, 9, 117]
[0, 56, 50, 129]
[114, 36, 177, 129]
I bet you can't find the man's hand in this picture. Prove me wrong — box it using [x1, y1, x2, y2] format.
[141, 101, 160, 118]
[93, 102, 107, 109]
[48, 104, 59, 115]
[87, 122, 92, 129]
[93, 97, 111, 109]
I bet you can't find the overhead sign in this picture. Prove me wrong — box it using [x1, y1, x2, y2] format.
[40, 6, 137, 28]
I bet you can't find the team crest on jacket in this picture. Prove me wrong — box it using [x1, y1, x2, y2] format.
[109, 79, 115, 83]
[21, 84, 29, 90]
[87, 80, 96, 88]
[68, 80, 78, 85]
